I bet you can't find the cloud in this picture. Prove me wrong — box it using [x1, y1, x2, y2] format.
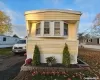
[74, 0, 100, 10]
[13, 24, 26, 37]
[79, 12, 95, 33]
[81, 12, 89, 19]
[0, 1, 25, 37]
[74, 0, 100, 33]
[78, 22, 93, 33]
[43, 0, 62, 6]
[78, 13, 96, 36]
[81, 12, 95, 21]
[51, 0, 61, 5]
[0, 1, 24, 24]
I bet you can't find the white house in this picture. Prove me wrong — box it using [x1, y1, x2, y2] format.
[0, 35, 20, 48]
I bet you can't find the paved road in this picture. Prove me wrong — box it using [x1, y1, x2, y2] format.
[0, 55, 26, 80]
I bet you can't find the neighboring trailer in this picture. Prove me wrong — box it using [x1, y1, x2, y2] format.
[85, 38, 100, 45]
[0, 35, 20, 48]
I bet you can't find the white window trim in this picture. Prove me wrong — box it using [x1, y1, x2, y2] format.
[43, 21, 50, 36]
[35, 22, 41, 36]
[35, 21, 68, 38]
[50, 21, 54, 36]
[63, 22, 68, 37]
[60, 21, 64, 36]
[53, 21, 61, 36]
[41, 21, 44, 36]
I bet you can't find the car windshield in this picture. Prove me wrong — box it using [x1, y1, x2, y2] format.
[17, 40, 26, 44]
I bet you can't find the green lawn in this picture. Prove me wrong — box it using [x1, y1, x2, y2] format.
[0, 48, 12, 55]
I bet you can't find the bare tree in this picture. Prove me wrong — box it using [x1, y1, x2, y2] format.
[93, 13, 100, 27]
[92, 13, 100, 37]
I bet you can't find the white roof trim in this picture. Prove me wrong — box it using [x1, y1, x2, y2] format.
[25, 9, 82, 15]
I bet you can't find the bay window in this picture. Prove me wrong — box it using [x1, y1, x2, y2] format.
[54, 22, 60, 36]
[36, 23, 40, 35]
[36, 21, 68, 37]
[44, 22, 50, 34]
[64, 23, 68, 35]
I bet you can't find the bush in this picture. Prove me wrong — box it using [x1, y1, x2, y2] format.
[46, 56, 56, 66]
[32, 45, 40, 65]
[25, 58, 32, 65]
[62, 43, 70, 66]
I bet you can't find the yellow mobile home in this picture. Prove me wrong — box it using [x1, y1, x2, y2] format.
[25, 9, 81, 64]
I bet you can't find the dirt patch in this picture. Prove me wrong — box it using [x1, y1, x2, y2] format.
[13, 71, 32, 80]
[78, 48, 100, 78]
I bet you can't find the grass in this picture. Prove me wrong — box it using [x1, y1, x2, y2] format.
[0, 48, 12, 55]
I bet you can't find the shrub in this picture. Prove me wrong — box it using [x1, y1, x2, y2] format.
[46, 56, 56, 65]
[32, 45, 40, 65]
[62, 43, 70, 66]
[25, 58, 32, 65]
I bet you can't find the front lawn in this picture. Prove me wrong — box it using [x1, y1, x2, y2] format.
[0, 48, 12, 55]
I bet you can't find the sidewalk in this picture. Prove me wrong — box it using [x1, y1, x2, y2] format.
[79, 45, 100, 51]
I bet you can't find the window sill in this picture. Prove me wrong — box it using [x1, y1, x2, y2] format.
[35, 35, 67, 38]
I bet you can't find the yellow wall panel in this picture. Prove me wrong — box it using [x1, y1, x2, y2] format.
[25, 12, 80, 20]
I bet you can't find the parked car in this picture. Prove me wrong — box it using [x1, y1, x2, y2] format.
[12, 39, 26, 54]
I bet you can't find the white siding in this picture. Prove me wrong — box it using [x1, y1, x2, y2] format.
[0, 36, 20, 48]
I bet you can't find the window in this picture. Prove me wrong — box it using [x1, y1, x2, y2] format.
[87, 39, 88, 42]
[35, 21, 69, 37]
[54, 22, 60, 36]
[97, 38, 99, 44]
[64, 23, 68, 35]
[36, 23, 40, 35]
[44, 22, 50, 34]
[17, 40, 26, 44]
[3, 37, 6, 41]
[91, 39, 92, 42]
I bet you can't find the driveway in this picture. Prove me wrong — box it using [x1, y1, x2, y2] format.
[0, 54, 26, 80]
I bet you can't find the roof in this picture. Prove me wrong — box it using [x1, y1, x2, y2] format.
[25, 9, 82, 15]
[0, 35, 11, 37]
[0, 35, 20, 38]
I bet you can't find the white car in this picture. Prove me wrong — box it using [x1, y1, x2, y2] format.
[12, 39, 26, 54]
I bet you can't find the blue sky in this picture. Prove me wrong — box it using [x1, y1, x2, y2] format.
[0, 0, 100, 37]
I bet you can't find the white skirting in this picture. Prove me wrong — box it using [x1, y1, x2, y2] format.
[40, 53, 62, 63]
[26, 53, 78, 64]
